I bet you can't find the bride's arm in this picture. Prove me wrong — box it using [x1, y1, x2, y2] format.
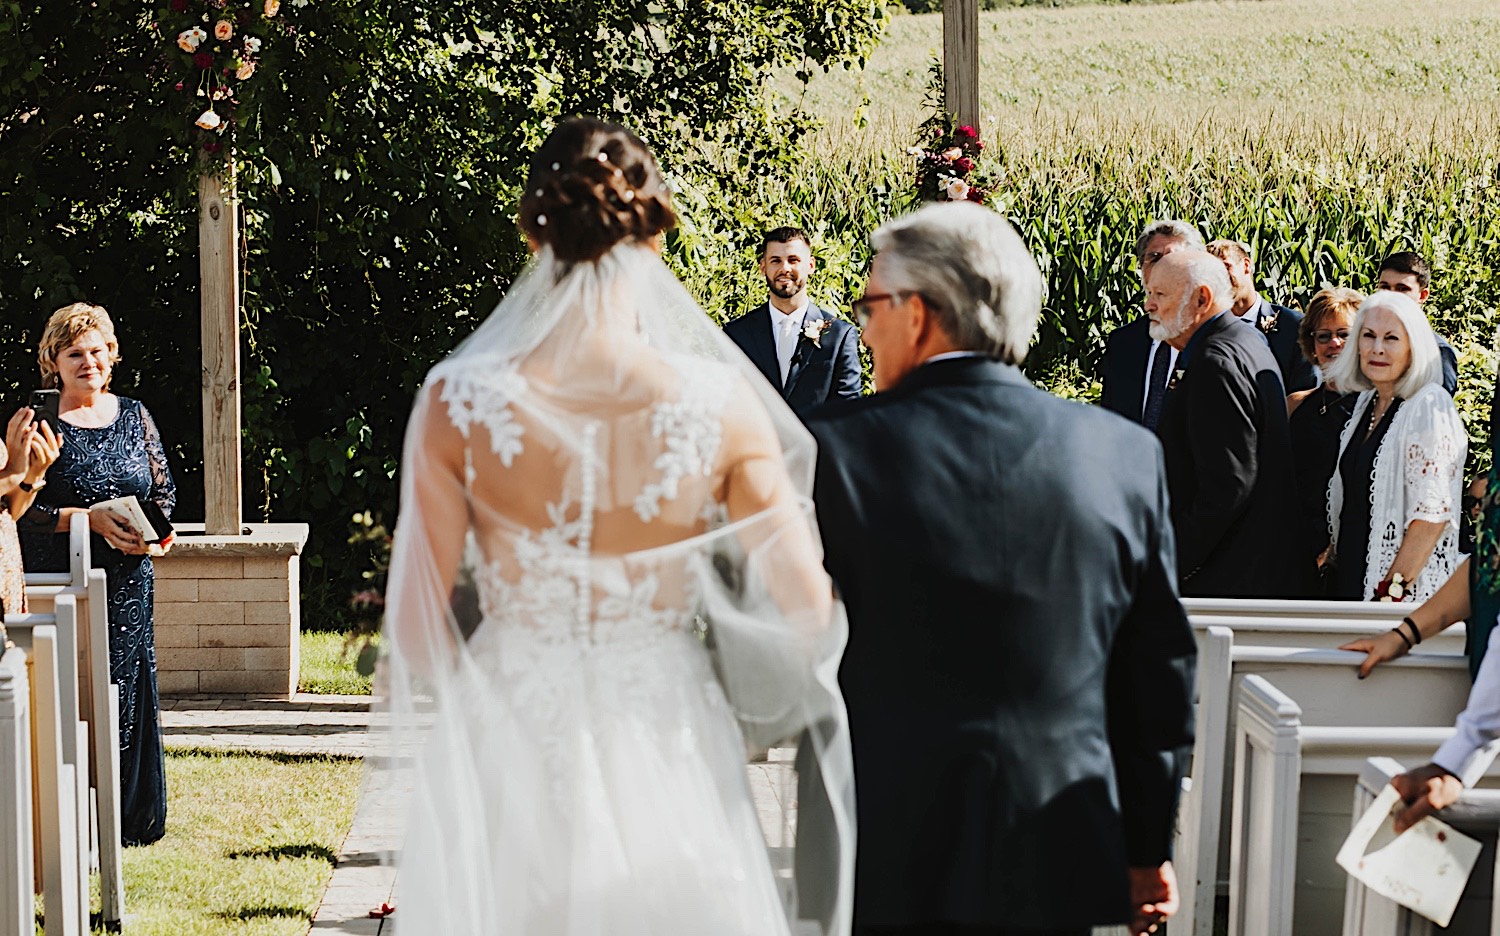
[385, 383, 469, 674]
[717, 386, 833, 628]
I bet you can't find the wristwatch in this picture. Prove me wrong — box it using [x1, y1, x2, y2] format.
[18, 478, 45, 493]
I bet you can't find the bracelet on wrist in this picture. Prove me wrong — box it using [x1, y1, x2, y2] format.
[1402, 616, 1424, 646]
[1392, 626, 1414, 651]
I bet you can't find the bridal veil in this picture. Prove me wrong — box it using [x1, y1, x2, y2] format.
[369, 220, 856, 935]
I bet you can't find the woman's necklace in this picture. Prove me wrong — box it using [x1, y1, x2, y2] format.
[1367, 395, 1393, 434]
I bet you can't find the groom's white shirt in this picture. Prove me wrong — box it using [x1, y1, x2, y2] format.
[770, 298, 811, 384]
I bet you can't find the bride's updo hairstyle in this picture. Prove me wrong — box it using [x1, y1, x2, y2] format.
[519, 117, 676, 263]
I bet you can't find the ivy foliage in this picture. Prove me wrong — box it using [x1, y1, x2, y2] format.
[0, 0, 887, 625]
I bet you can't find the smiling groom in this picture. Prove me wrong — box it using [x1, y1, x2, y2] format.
[724, 226, 863, 418]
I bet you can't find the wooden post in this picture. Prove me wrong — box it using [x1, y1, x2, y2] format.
[198, 171, 242, 535]
[943, 0, 980, 133]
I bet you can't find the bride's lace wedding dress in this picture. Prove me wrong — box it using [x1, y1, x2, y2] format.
[376, 245, 854, 936]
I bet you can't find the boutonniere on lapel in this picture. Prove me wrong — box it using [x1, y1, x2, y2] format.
[1168, 368, 1186, 391]
[1256, 308, 1280, 335]
[801, 318, 832, 348]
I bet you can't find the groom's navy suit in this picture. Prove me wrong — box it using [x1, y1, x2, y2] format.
[724, 303, 862, 418]
[805, 357, 1196, 932]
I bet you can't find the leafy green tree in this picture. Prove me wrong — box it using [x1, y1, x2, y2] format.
[0, 0, 886, 623]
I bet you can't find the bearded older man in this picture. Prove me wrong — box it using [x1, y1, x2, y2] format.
[802, 202, 1196, 936]
[1148, 251, 1307, 597]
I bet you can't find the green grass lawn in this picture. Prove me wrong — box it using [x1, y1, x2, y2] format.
[54, 749, 362, 935]
[298, 630, 375, 696]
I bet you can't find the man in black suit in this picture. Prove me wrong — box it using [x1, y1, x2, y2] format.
[723, 227, 862, 418]
[1148, 250, 1307, 597]
[806, 202, 1196, 936]
[1206, 239, 1317, 395]
[1099, 219, 1205, 428]
[1376, 251, 1459, 395]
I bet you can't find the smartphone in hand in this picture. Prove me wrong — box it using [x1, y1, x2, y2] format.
[28, 389, 60, 435]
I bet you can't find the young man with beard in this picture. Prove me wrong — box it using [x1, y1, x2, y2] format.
[724, 227, 863, 418]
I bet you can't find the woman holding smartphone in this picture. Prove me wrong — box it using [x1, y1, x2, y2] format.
[18, 302, 176, 847]
[0, 406, 60, 617]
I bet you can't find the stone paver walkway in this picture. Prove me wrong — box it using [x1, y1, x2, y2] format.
[161, 694, 394, 934]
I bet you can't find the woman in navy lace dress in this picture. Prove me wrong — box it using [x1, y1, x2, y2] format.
[19, 303, 176, 846]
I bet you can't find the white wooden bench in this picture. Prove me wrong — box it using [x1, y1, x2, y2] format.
[23, 513, 124, 925]
[5, 620, 83, 936]
[0, 644, 34, 936]
[1344, 756, 1500, 935]
[1230, 675, 1496, 935]
[1191, 614, 1466, 656]
[1174, 629, 1473, 936]
[1184, 597, 1425, 622]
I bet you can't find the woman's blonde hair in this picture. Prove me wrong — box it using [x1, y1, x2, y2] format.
[38, 303, 121, 390]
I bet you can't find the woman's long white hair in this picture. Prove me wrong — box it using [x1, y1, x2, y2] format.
[1324, 290, 1443, 397]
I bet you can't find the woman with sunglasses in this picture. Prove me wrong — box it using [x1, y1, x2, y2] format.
[1287, 287, 1363, 592]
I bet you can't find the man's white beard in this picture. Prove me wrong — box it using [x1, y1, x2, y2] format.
[1148, 293, 1194, 343]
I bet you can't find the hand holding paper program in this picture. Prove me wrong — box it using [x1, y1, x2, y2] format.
[1336, 784, 1480, 927]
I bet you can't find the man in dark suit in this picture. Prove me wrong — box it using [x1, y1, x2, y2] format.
[1206, 239, 1317, 395]
[723, 226, 862, 418]
[1099, 219, 1205, 428]
[806, 202, 1196, 936]
[1376, 251, 1459, 395]
[1149, 251, 1307, 597]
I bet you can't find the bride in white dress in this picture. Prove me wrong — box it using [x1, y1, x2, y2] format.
[375, 117, 855, 935]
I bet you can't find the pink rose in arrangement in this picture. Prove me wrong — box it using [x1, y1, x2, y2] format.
[193, 50, 214, 69]
[236, 61, 256, 80]
[264, 0, 280, 16]
[215, 19, 234, 40]
[941, 147, 964, 161]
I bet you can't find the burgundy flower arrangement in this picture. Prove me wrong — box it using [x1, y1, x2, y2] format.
[909, 123, 994, 206]
[154, 0, 302, 161]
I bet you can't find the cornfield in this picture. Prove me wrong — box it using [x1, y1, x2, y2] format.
[673, 0, 1500, 472]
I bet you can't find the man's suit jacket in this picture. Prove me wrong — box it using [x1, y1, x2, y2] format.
[1254, 298, 1317, 394]
[805, 358, 1196, 930]
[1099, 316, 1154, 422]
[723, 303, 861, 417]
[1156, 312, 1306, 596]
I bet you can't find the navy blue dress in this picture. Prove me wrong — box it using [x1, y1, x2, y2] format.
[18, 397, 175, 846]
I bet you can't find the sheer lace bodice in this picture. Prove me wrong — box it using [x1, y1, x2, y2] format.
[376, 244, 853, 936]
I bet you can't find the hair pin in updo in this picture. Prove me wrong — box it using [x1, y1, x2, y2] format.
[597, 151, 609, 162]
[533, 189, 543, 197]
[536, 214, 547, 226]
[622, 190, 634, 202]
[551, 162, 561, 171]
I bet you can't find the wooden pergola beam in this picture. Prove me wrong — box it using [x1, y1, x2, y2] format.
[943, 0, 980, 133]
[198, 172, 242, 536]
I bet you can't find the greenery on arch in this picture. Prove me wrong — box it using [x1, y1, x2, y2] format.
[0, 0, 888, 626]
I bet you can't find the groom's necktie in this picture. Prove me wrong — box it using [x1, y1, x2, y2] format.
[1142, 341, 1173, 431]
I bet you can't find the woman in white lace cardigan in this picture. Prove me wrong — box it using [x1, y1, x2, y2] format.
[1325, 290, 1466, 603]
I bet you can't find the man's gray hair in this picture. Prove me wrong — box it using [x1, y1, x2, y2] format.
[1135, 219, 1205, 264]
[870, 203, 1044, 365]
[1175, 251, 1235, 314]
